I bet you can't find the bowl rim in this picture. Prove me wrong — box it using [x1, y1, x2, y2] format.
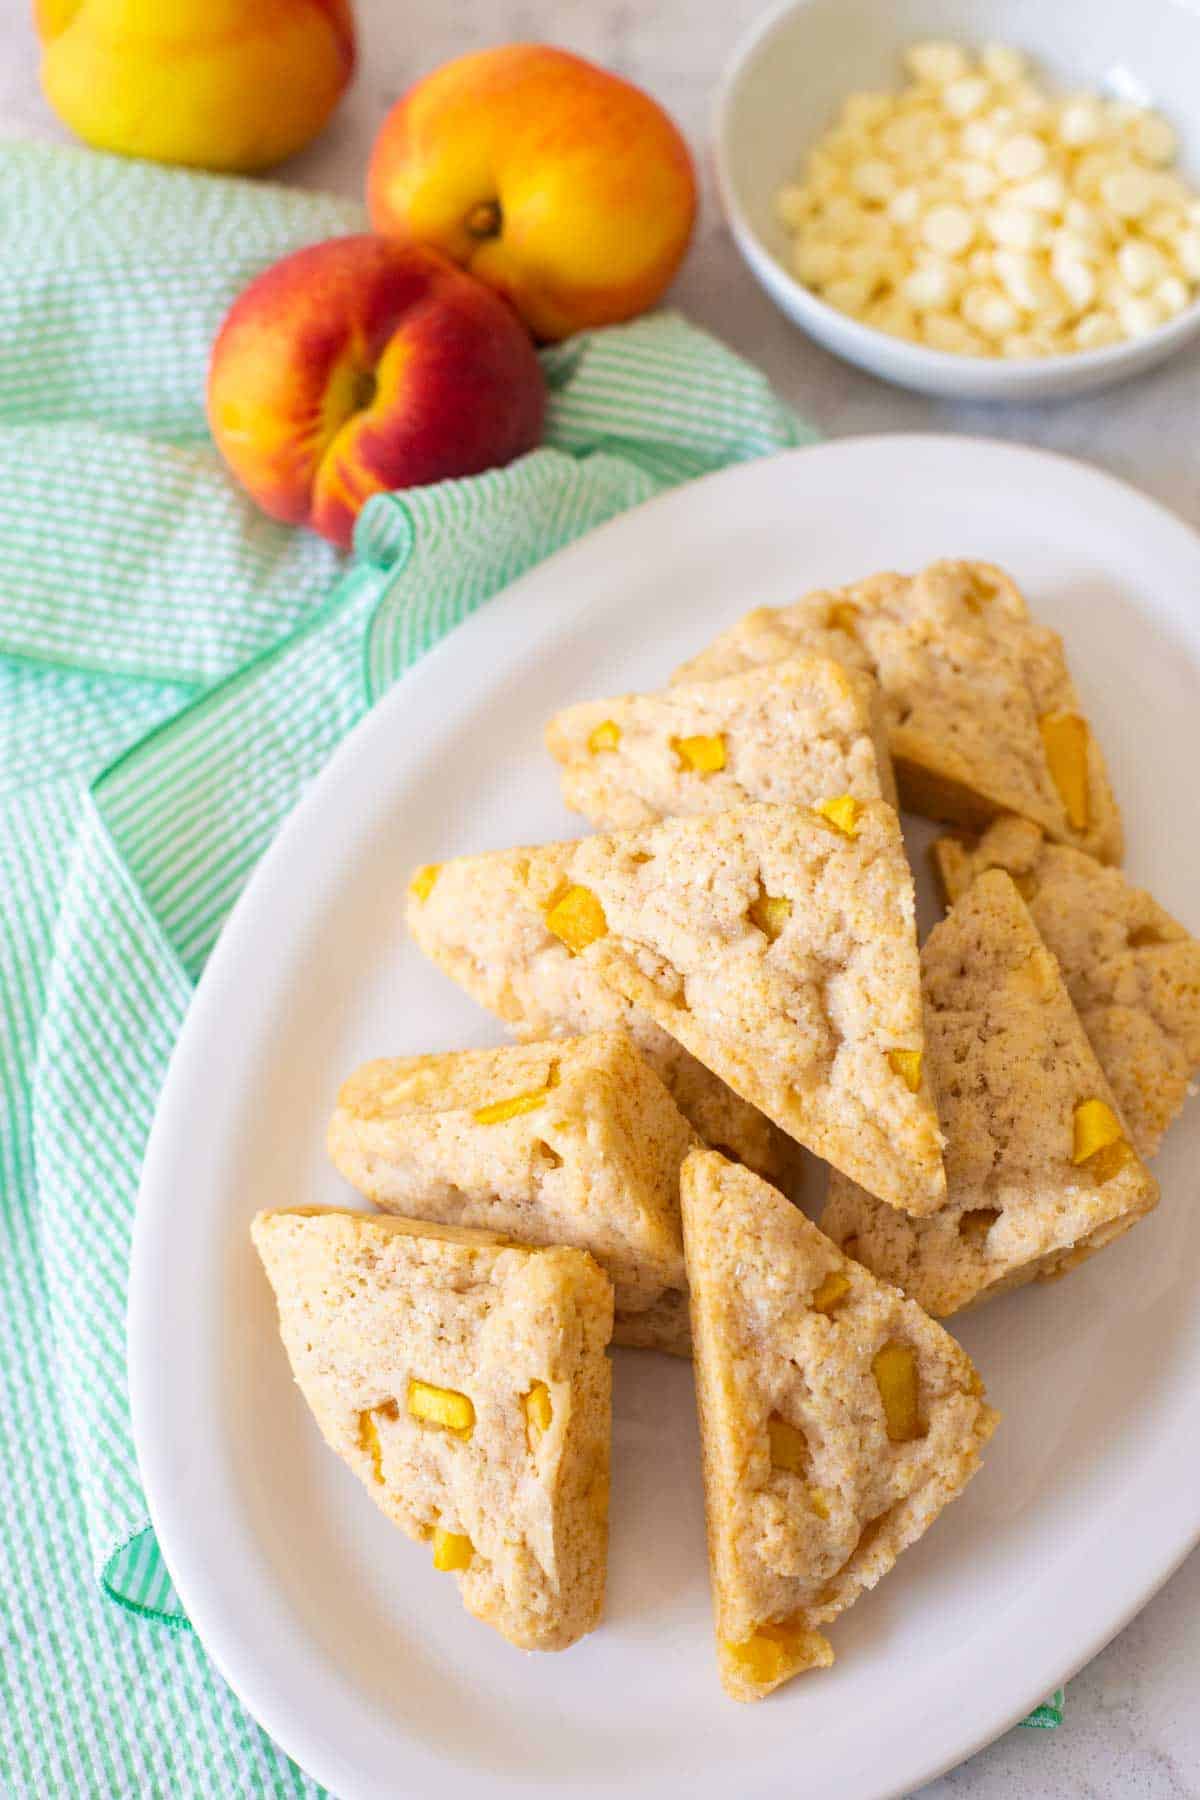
[712, 0, 1200, 383]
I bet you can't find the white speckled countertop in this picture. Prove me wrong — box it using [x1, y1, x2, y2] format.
[4, 2, 1198, 1794]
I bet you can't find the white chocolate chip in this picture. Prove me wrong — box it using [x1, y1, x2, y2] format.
[943, 76, 991, 119]
[961, 283, 1020, 338]
[1142, 206, 1188, 246]
[852, 209, 896, 248]
[879, 114, 919, 159]
[1116, 291, 1166, 336]
[994, 249, 1061, 314]
[957, 159, 1001, 202]
[1100, 167, 1158, 219]
[962, 118, 1001, 159]
[1130, 113, 1176, 166]
[1074, 309, 1122, 350]
[1074, 150, 1123, 199]
[987, 206, 1048, 252]
[901, 259, 961, 310]
[1155, 273, 1191, 316]
[851, 159, 898, 203]
[904, 41, 970, 86]
[921, 203, 975, 255]
[1010, 84, 1051, 126]
[822, 274, 875, 316]
[843, 241, 895, 281]
[995, 133, 1046, 181]
[1063, 200, 1109, 247]
[922, 311, 985, 354]
[1057, 98, 1104, 147]
[1051, 226, 1100, 267]
[1051, 249, 1097, 312]
[793, 240, 843, 286]
[888, 184, 923, 225]
[865, 297, 918, 338]
[1117, 239, 1167, 292]
[820, 193, 865, 235]
[1009, 173, 1067, 216]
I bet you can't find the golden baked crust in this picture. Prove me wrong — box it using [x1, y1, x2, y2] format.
[932, 815, 1200, 1158]
[681, 1149, 997, 1702]
[545, 655, 897, 831]
[252, 1207, 613, 1652]
[823, 870, 1159, 1314]
[329, 1031, 693, 1354]
[673, 559, 1122, 863]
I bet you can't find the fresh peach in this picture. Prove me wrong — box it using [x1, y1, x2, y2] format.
[367, 45, 697, 342]
[36, 0, 355, 173]
[207, 235, 546, 550]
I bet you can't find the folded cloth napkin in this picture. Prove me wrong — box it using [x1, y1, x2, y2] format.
[0, 144, 1059, 1798]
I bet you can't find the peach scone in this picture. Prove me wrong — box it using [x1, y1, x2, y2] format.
[933, 815, 1200, 1158]
[252, 1207, 613, 1651]
[545, 655, 896, 831]
[823, 871, 1159, 1315]
[329, 1031, 694, 1354]
[682, 1149, 997, 1701]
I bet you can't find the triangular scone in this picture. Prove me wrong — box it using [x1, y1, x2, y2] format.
[252, 1208, 613, 1652]
[823, 871, 1159, 1315]
[545, 656, 897, 832]
[672, 559, 1122, 864]
[329, 1032, 694, 1354]
[933, 816, 1200, 1158]
[488, 799, 944, 1215]
[681, 1149, 997, 1702]
[406, 848, 801, 1192]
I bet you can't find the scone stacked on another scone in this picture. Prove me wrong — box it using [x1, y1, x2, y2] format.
[932, 816, 1200, 1161]
[682, 1149, 997, 1702]
[328, 1031, 695, 1355]
[410, 799, 946, 1217]
[823, 871, 1159, 1315]
[406, 844, 798, 1191]
[545, 654, 897, 831]
[672, 558, 1122, 864]
[252, 1207, 613, 1652]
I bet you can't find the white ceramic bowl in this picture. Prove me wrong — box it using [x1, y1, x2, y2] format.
[715, 0, 1200, 400]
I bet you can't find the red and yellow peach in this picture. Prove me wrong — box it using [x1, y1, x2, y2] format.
[207, 235, 546, 550]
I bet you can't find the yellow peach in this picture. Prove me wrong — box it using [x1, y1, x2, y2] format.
[37, 0, 355, 173]
[368, 45, 697, 341]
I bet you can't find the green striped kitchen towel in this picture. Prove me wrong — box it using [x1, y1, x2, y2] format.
[0, 143, 1060, 1799]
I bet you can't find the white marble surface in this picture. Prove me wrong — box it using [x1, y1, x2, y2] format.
[4, 3, 1199, 1796]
